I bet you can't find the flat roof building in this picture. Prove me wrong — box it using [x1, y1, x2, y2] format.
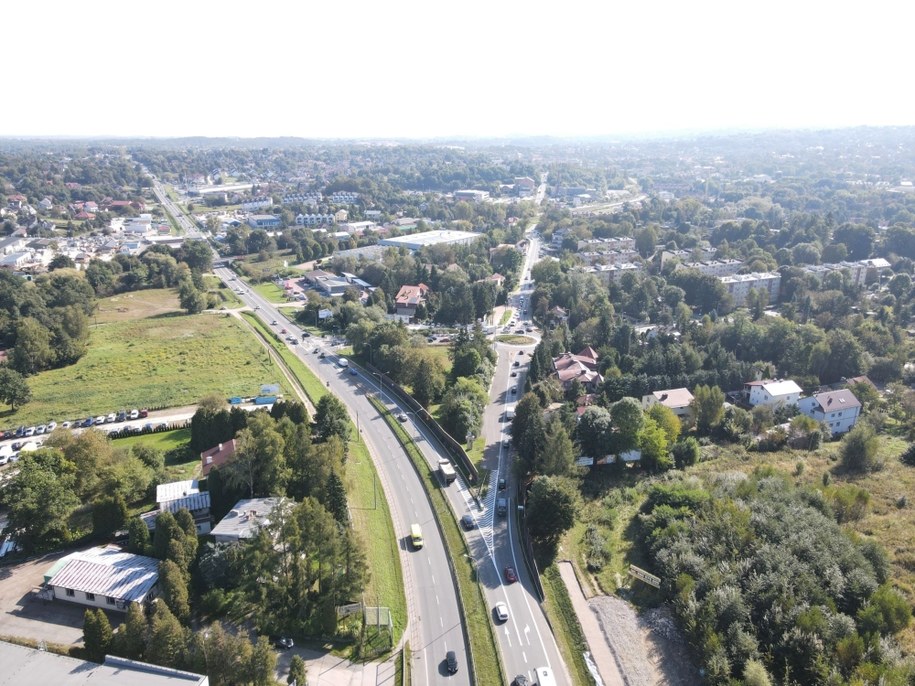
[211, 497, 286, 544]
[0, 641, 208, 685]
[379, 230, 482, 251]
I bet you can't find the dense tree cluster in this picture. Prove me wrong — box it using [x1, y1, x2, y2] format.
[638, 470, 911, 684]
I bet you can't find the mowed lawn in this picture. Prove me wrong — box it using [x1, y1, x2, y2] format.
[7, 294, 292, 425]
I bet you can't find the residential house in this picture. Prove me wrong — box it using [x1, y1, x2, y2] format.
[641, 388, 695, 418]
[210, 498, 286, 544]
[241, 196, 274, 212]
[44, 545, 159, 612]
[156, 479, 199, 506]
[201, 440, 237, 476]
[552, 347, 603, 392]
[799, 389, 862, 435]
[395, 283, 430, 320]
[481, 273, 505, 288]
[744, 379, 803, 407]
[295, 213, 335, 227]
[38, 198, 53, 212]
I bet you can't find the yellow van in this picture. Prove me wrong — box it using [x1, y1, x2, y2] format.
[410, 523, 424, 549]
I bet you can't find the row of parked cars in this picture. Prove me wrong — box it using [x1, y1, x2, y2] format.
[2, 409, 149, 441]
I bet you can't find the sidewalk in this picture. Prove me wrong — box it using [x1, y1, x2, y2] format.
[557, 560, 625, 686]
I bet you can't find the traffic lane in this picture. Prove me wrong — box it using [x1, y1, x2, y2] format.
[297, 350, 469, 686]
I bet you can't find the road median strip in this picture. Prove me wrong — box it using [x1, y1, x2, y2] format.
[371, 396, 504, 686]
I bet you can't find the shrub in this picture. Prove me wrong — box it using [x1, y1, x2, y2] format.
[841, 424, 883, 473]
[900, 443, 915, 466]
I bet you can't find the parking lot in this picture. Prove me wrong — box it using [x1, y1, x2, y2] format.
[0, 553, 117, 645]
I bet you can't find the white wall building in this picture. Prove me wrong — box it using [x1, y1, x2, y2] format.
[44, 546, 159, 612]
[720, 272, 781, 307]
[744, 379, 803, 407]
[641, 388, 695, 418]
[799, 389, 862, 435]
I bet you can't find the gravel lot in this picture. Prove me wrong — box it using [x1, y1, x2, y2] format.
[588, 594, 699, 686]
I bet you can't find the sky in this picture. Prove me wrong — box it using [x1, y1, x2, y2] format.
[6, 0, 914, 140]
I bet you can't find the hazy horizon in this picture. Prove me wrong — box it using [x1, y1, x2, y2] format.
[8, 0, 914, 140]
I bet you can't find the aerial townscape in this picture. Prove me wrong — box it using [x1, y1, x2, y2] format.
[0, 126, 914, 686]
[2, 2, 915, 686]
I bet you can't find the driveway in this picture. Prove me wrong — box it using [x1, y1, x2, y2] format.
[275, 645, 395, 686]
[0, 553, 119, 646]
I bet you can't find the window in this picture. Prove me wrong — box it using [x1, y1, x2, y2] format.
[86, 593, 95, 601]
[65, 588, 75, 597]
[106, 596, 116, 606]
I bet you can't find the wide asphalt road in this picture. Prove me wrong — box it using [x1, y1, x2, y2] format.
[213, 266, 471, 685]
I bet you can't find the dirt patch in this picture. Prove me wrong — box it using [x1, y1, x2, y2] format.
[588, 594, 699, 686]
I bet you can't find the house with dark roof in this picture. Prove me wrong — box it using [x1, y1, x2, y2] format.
[201, 440, 237, 476]
[799, 389, 862, 435]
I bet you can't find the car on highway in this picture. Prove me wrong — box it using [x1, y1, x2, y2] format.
[494, 602, 509, 623]
[254, 305, 260, 310]
[513, 360, 520, 366]
[460, 514, 476, 530]
[504, 566, 517, 583]
[302, 331, 310, 338]
[511, 676, 530, 686]
[502, 438, 510, 448]
[511, 386, 517, 394]
[511, 371, 518, 377]
[349, 369, 357, 376]
[397, 413, 408, 422]
[281, 328, 288, 334]
[446, 650, 458, 674]
[271, 320, 278, 325]
[498, 477, 506, 490]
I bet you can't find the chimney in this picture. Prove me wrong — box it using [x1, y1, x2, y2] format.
[660, 393, 668, 401]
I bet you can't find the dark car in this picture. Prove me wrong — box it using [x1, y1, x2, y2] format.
[511, 371, 518, 377]
[511, 386, 517, 394]
[513, 360, 520, 367]
[349, 369, 358, 376]
[446, 650, 458, 674]
[82, 417, 95, 427]
[498, 477, 506, 491]
[272, 636, 294, 650]
[504, 566, 517, 583]
[302, 331, 310, 338]
[139, 409, 148, 418]
[116, 411, 127, 422]
[460, 514, 476, 530]
[512, 676, 530, 686]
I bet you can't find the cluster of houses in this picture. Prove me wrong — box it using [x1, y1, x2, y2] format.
[38, 431, 284, 618]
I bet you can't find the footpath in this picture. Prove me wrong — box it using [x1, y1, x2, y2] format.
[557, 560, 625, 686]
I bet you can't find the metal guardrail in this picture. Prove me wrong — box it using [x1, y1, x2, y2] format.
[364, 363, 480, 485]
[516, 482, 546, 602]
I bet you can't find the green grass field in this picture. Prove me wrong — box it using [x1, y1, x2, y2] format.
[5, 306, 292, 426]
[114, 428, 200, 481]
[253, 282, 288, 304]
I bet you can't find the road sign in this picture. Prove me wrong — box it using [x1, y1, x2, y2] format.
[628, 564, 661, 588]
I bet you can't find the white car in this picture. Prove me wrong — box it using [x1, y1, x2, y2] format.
[106, 413, 116, 423]
[494, 602, 509, 622]
[46, 421, 57, 432]
[95, 415, 106, 425]
[60, 421, 71, 430]
[130, 409, 139, 420]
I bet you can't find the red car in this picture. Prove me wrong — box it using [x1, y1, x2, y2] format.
[504, 566, 517, 583]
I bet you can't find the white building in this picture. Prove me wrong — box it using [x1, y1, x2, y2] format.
[379, 229, 482, 251]
[156, 479, 199, 506]
[453, 189, 489, 202]
[211, 497, 286, 544]
[799, 389, 862, 435]
[744, 379, 803, 408]
[720, 272, 781, 307]
[676, 259, 743, 277]
[44, 546, 159, 612]
[641, 388, 695, 418]
[240, 196, 274, 212]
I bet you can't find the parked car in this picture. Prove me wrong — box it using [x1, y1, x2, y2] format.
[23, 427, 35, 437]
[46, 422, 57, 432]
[139, 409, 148, 418]
[61, 421, 71, 429]
[95, 415, 106, 425]
[82, 418, 94, 427]
[116, 411, 127, 422]
[35, 425, 46, 435]
[272, 636, 294, 650]
[129, 409, 139, 420]
[504, 566, 517, 583]
[106, 413, 116, 423]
